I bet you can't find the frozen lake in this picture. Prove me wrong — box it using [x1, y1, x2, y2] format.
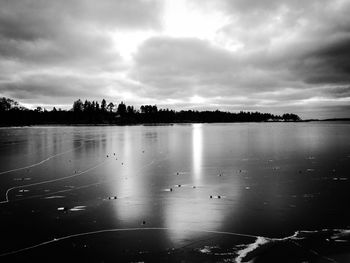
[1, 122, 350, 262]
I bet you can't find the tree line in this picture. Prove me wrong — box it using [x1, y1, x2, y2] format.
[0, 97, 301, 126]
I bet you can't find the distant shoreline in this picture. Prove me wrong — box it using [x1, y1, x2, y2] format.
[2, 119, 350, 128]
[301, 118, 350, 122]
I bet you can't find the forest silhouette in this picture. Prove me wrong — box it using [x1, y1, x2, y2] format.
[0, 97, 301, 126]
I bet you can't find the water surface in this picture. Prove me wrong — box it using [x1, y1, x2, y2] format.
[1, 123, 349, 262]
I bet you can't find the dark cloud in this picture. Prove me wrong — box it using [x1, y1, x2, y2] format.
[133, 37, 238, 92]
[132, 37, 236, 99]
[0, 71, 141, 108]
[0, 0, 163, 107]
[0, 0, 162, 39]
[132, 36, 297, 99]
[220, 0, 350, 89]
[1, 74, 105, 102]
[322, 86, 350, 98]
[0, 0, 163, 67]
[294, 37, 350, 84]
[0, 33, 123, 71]
[135, 37, 237, 73]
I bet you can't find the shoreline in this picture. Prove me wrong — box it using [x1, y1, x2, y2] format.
[2, 119, 341, 128]
[1, 119, 350, 128]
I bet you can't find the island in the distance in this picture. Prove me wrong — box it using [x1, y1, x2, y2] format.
[1, 97, 301, 126]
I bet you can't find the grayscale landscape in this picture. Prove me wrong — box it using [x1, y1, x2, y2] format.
[0, 0, 350, 262]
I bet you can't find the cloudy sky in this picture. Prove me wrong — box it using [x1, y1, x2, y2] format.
[0, 0, 349, 119]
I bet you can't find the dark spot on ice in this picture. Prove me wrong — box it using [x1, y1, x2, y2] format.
[192, 186, 196, 188]
[142, 220, 146, 225]
[170, 188, 173, 191]
[210, 195, 213, 198]
[107, 155, 109, 157]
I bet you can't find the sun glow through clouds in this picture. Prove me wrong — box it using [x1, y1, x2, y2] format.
[190, 95, 206, 104]
[163, 0, 229, 41]
[110, 30, 155, 61]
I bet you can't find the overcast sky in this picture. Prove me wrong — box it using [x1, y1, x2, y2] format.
[0, 0, 349, 118]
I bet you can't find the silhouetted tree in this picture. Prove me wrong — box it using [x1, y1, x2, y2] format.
[107, 102, 114, 113]
[282, 113, 300, 121]
[101, 99, 107, 112]
[73, 99, 83, 112]
[0, 97, 19, 111]
[140, 105, 145, 114]
[117, 101, 126, 116]
[83, 100, 90, 112]
[127, 105, 135, 114]
[140, 105, 157, 114]
[35, 106, 43, 112]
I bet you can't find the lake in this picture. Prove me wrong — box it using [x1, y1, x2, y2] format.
[0, 122, 350, 262]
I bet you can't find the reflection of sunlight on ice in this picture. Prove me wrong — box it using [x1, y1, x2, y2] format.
[165, 124, 241, 244]
[192, 124, 202, 182]
[108, 127, 148, 223]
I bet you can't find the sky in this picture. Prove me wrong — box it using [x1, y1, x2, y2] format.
[0, 0, 349, 119]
